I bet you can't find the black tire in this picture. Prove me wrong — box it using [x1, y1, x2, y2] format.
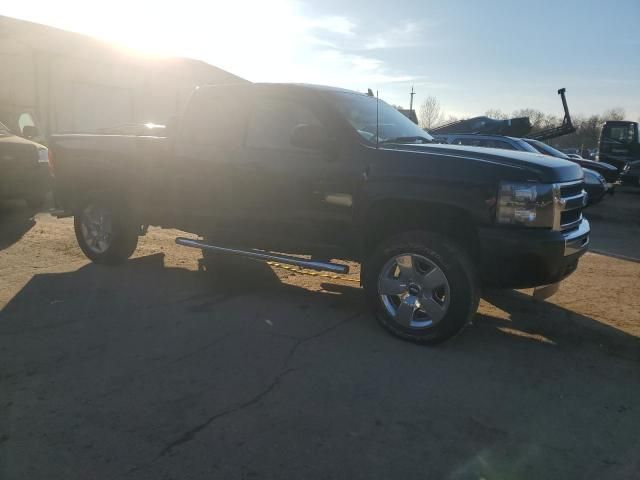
[74, 196, 139, 264]
[363, 231, 479, 345]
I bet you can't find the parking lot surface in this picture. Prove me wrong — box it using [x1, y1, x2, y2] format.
[1, 190, 639, 479]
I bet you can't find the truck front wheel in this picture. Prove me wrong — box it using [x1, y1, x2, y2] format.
[74, 198, 139, 264]
[363, 231, 479, 345]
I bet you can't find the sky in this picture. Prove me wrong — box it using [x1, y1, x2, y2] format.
[3, 0, 639, 120]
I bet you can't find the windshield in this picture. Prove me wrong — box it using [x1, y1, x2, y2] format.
[0, 121, 11, 135]
[525, 139, 570, 159]
[324, 91, 433, 144]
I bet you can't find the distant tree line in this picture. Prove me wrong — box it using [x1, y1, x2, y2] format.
[413, 96, 634, 150]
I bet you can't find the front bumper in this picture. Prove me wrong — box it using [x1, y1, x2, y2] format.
[479, 219, 590, 289]
[0, 163, 50, 201]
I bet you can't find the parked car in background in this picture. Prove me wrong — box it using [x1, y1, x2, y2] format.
[0, 120, 50, 208]
[434, 133, 538, 153]
[522, 138, 620, 186]
[435, 134, 611, 203]
[581, 168, 607, 205]
[562, 148, 580, 156]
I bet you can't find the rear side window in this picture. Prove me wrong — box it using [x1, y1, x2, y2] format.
[246, 97, 322, 151]
[181, 87, 247, 146]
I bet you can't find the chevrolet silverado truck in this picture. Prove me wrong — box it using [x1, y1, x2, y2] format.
[49, 83, 590, 344]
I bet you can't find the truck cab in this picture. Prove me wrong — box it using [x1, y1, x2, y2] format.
[598, 121, 640, 171]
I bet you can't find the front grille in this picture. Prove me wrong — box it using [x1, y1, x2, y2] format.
[560, 183, 583, 198]
[561, 209, 581, 226]
[555, 181, 586, 231]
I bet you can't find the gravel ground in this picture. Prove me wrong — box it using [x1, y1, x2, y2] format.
[0, 189, 639, 479]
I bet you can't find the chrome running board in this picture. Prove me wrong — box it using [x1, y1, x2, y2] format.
[175, 237, 349, 274]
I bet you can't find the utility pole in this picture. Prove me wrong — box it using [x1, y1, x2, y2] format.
[409, 85, 416, 113]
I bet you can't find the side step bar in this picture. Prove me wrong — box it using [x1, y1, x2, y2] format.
[175, 237, 349, 274]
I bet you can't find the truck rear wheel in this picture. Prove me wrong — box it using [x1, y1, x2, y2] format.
[74, 198, 139, 264]
[363, 231, 479, 345]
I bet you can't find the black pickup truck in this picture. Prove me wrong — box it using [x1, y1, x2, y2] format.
[50, 83, 590, 344]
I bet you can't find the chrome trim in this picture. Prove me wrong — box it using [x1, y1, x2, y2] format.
[175, 237, 349, 274]
[562, 193, 587, 208]
[560, 217, 583, 231]
[552, 180, 587, 231]
[563, 218, 590, 256]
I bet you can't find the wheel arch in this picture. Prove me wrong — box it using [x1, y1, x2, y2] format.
[361, 198, 481, 264]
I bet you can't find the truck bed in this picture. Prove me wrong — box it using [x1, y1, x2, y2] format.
[49, 133, 168, 213]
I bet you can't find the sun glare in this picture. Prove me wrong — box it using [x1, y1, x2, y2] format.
[3, 0, 421, 103]
[64, 0, 304, 80]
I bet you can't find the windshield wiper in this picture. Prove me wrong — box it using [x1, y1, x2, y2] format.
[379, 136, 433, 144]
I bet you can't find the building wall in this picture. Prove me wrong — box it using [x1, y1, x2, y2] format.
[0, 16, 247, 138]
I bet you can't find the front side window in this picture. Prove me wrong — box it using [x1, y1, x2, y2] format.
[246, 97, 322, 151]
[525, 139, 570, 159]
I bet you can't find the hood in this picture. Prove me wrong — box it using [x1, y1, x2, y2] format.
[382, 142, 583, 183]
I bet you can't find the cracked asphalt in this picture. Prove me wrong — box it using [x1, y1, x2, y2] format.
[1, 189, 639, 479]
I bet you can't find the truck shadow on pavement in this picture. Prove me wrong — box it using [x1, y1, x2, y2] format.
[1, 253, 639, 479]
[477, 289, 640, 362]
[0, 202, 36, 251]
[1, 252, 638, 355]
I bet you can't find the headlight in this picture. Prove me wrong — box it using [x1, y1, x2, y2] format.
[37, 148, 49, 164]
[496, 181, 555, 227]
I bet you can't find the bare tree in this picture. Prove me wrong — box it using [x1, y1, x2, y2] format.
[442, 114, 460, 124]
[419, 96, 443, 130]
[485, 109, 509, 120]
[602, 108, 625, 121]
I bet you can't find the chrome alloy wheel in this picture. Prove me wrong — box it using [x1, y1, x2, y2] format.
[378, 253, 451, 329]
[79, 204, 113, 254]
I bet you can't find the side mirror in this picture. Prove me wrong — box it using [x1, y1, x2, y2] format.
[22, 125, 39, 139]
[290, 123, 329, 151]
